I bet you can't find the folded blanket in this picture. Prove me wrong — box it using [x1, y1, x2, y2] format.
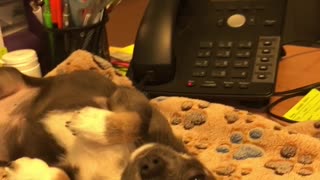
[44, 50, 320, 179]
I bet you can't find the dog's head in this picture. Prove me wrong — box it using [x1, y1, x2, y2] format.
[122, 143, 215, 180]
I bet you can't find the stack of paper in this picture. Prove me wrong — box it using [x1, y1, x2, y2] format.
[109, 44, 134, 75]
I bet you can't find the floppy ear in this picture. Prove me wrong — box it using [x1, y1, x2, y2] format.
[0, 67, 26, 99]
[0, 67, 49, 100]
[146, 107, 187, 153]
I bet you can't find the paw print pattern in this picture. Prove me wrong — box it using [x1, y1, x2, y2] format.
[181, 101, 193, 111]
[224, 111, 240, 124]
[249, 128, 263, 140]
[169, 101, 209, 130]
[313, 122, 320, 129]
[170, 112, 182, 125]
[264, 144, 316, 177]
[216, 144, 231, 154]
[240, 168, 252, 176]
[297, 167, 313, 176]
[280, 145, 297, 159]
[233, 144, 264, 160]
[230, 132, 243, 144]
[264, 160, 294, 175]
[297, 154, 314, 165]
[214, 165, 237, 176]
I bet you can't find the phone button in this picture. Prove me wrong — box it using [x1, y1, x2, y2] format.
[262, 49, 271, 54]
[238, 41, 253, 48]
[187, 80, 195, 87]
[259, 57, 270, 62]
[227, 14, 246, 28]
[211, 70, 227, 78]
[233, 60, 249, 68]
[239, 82, 250, 89]
[216, 50, 231, 58]
[215, 60, 229, 68]
[200, 41, 213, 48]
[263, 41, 273, 46]
[218, 41, 233, 48]
[192, 70, 206, 77]
[236, 51, 251, 58]
[198, 50, 212, 57]
[259, 65, 268, 71]
[247, 16, 256, 26]
[231, 71, 247, 78]
[217, 17, 225, 26]
[195, 60, 209, 67]
[257, 74, 267, 79]
[224, 81, 235, 88]
[264, 19, 277, 26]
[201, 81, 217, 88]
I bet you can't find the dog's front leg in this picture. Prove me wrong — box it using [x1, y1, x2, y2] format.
[66, 106, 142, 145]
[2, 157, 70, 180]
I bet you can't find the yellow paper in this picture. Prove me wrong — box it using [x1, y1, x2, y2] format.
[0, 26, 7, 60]
[0, 47, 7, 58]
[284, 89, 320, 122]
[109, 44, 134, 62]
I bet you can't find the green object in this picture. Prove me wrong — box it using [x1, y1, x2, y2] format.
[0, 47, 7, 60]
[43, 0, 53, 29]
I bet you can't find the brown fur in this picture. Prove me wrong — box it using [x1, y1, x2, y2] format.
[105, 112, 142, 144]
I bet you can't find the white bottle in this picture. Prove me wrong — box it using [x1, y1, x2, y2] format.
[1, 49, 42, 77]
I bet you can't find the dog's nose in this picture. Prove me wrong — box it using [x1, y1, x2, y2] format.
[138, 153, 165, 178]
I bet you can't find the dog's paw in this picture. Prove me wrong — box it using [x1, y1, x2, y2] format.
[65, 106, 112, 144]
[4, 157, 69, 180]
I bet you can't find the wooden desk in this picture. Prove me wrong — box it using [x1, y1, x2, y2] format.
[272, 45, 320, 120]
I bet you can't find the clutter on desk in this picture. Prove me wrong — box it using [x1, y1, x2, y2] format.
[28, 0, 122, 72]
[1, 49, 42, 77]
[29, 0, 122, 29]
[109, 44, 134, 75]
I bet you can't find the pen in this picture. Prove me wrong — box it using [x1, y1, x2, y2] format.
[50, 0, 57, 25]
[43, 0, 55, 69]
[43, 0, 53, 29]
[29, 1, 43, 24]
[63, 2, 70, 28]
[56, 0, 63, 29]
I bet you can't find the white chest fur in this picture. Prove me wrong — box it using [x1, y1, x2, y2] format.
[69, 141, 134, 180]
[41, 108, 135, 180]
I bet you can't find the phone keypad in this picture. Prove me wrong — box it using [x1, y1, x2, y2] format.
[191, 36, 280, 90]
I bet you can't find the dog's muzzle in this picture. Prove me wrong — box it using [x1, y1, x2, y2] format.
[122, 143, 215, 180]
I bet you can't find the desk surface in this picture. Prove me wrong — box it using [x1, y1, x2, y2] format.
[272, 46, 320, 121]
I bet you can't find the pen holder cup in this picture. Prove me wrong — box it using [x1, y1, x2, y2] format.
[43, 14, 110, 71]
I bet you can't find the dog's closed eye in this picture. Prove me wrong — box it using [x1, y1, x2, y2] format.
[188, 174, 206, 180]
[186, 169, 208, 180]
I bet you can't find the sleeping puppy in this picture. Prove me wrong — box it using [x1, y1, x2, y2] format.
[0, 67, 214, 180]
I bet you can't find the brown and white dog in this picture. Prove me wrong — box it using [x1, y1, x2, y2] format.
[0, 67, 214, 180]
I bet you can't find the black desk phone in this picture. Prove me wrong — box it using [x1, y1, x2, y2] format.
[128, 0, 287, 102]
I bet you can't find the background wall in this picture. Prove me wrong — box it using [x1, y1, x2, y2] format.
[106, 0, 148, 47]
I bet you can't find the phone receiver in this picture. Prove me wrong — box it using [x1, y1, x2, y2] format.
[129, 0, 180, 84]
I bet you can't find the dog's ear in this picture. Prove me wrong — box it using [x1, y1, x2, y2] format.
[0, 67, 45, 100]
[146, 107, 187, 153]
[0, 67, 26, 99]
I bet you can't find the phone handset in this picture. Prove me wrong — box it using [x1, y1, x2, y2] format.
[130, 0, 180, 85]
